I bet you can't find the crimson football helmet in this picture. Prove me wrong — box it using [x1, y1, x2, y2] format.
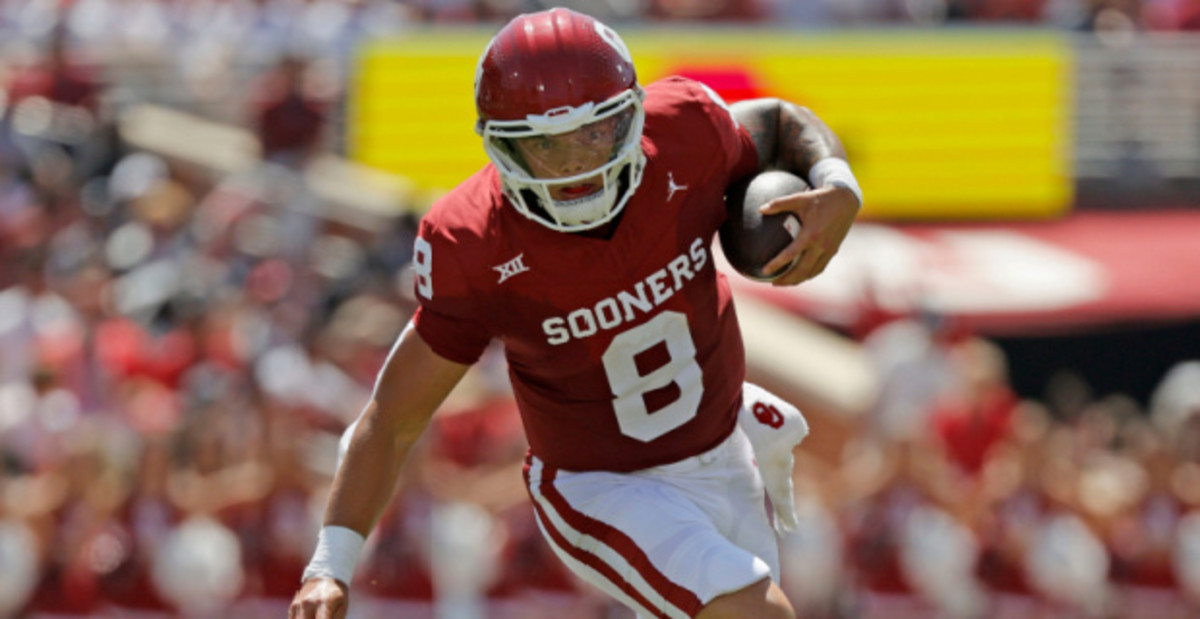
[475, 8, 646, 232]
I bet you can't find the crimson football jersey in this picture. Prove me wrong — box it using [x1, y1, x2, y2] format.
[412, 77, 759, 471]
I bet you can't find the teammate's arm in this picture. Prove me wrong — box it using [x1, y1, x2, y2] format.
[289, 325, 471, 619]
[730, 99, 861, 286]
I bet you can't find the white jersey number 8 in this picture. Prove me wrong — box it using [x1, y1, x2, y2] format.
[413, 237, 434, 299]
[601, 311, 703, 442]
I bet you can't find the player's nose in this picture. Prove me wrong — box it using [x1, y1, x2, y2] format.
[559, 149, 592, 176]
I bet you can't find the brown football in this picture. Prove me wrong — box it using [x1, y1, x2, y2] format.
[719, 170, 808, 281]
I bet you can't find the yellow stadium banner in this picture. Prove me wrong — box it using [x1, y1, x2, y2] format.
[352, 30, 1073, 220]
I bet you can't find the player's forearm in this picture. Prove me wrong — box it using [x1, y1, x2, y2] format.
[318, 326, 470, 536]
[300, 398, 426, 588]
[321, 400, 420, 535]
[302, 327, 469, 588]
[731, 98, 848, 179]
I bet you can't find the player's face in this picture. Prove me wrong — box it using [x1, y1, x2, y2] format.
[511, 114, 624, 202]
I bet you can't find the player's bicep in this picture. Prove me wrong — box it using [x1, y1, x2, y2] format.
[730, 98, 780, 172]
[372, 322, 471, 440]
[731, 98, 848, 176]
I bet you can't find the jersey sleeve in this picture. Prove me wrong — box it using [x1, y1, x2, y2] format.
[691, 81, 760, 181]
[410, 214, 493, 365]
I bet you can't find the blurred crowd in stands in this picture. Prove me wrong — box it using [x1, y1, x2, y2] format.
[0, 0, 1196, 58]
[1, 3, 1200, 618]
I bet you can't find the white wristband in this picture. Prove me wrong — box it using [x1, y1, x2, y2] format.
[808, 157, 863, 207]
[302, 525, 366, 586]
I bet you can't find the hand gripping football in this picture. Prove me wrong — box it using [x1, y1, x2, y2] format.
[719, 170, 808, 281]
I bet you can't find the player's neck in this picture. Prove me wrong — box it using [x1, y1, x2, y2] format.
[573, 209, 625, 240]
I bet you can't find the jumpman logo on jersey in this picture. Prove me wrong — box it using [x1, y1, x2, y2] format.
[666, 172, 688, 202]
[494, 253, 530, 284]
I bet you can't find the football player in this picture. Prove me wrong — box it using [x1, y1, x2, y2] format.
[290, 8, 861, 619]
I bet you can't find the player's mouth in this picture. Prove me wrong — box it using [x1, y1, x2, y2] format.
[559, 183, 598, 198]
[551, 182, 601, 203]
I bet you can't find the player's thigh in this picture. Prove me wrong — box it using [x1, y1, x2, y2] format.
[526, 458, 774, 618]
[694, 576, 794, 619]
[670, 428, 779, 581]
